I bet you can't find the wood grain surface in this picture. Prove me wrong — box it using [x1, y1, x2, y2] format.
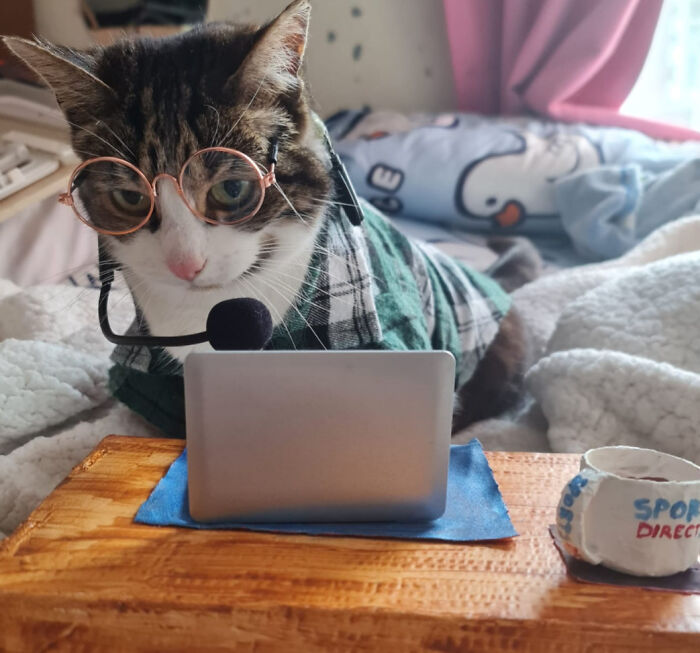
[0, 436, 697, 652]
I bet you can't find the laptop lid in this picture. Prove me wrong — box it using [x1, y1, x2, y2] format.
[185, 350, 454, 523]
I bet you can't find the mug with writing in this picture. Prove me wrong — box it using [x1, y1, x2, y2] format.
[556, 446, 700, 577]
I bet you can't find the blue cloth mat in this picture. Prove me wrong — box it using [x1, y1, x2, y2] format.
[134, 439, 517, 542]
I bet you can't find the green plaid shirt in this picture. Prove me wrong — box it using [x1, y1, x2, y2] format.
[110, 200, 511, 437]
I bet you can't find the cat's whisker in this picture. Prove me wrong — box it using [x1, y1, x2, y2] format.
[307, 197, 358, 209]
[92, 117, 136, 159]
[256, 280, 326, 350]
[263, 267, 355, 309]
[307, 244, 383, 285]
[118, 281, 153, 302]
[253, 275, 327, 350]
[42, 273, 125, 315]
[24, 262, 121, 316]
[111, 274, 162, 309]
[206, 104, 221, 149]
[110, 286, 139, 310]
[121, 271, 162, 306]
[239, 275, 297, 350]
[259, 184, 375, 282]
[268, 241, 383, 285]
[43, 286, 92, 311]
[175, 286, 197, 339]
[262, 271, 338, 315]
[270, 181, 337, 216]
[65, 118, 128, 159]
[265, 249, 382, 290]
[72, 149, 108, 160]
[219, 74, 268, 147]
[32, 260, 100, 285]
[252, 240, 366, 282]
[273, 182, 310, 226]
[304, 256, 381, 286]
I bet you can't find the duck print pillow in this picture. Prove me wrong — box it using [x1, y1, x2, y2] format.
[328, 110, 607, 235]
[328, 110, 700, 258]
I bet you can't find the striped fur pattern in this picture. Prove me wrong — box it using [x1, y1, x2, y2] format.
[5, 0, 533, 430]
[5, 0, 333, 360]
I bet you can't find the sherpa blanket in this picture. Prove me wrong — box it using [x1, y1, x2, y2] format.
[525, 249, 700, 461]
[1, 215, 700, 538]
[460, 215, 700, 460]
[0, 278, 160, 538]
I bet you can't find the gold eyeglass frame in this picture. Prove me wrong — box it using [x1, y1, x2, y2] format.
[58, 147, 277, 236]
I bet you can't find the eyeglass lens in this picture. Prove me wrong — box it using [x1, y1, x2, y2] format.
[70, 150, 264, 235]
[181, 150, 264, 225]
[71, 160, 153, 234]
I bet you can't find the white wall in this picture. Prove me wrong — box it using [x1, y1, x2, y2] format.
[32, 0, 95, 48]
[207, 0, 457, 117]
[30, 0, 457, 118]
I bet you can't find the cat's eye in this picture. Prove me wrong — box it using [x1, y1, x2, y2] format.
[111, 189, 151, 214]
[65, 158, 154, 235]
[181, 149, 266, 225]
[208, 179, 255, 209]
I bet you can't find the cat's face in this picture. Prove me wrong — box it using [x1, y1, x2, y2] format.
[5, 0, 332, 337]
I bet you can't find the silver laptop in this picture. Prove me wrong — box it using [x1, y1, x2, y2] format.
[184, 351, 454, 523]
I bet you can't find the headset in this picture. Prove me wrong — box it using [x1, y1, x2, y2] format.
[97, 138, 364, 349]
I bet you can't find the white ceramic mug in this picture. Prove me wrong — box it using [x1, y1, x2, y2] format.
[556, 446, 700, 577]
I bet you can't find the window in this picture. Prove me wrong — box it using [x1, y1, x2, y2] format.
[621, 0, 700, 130]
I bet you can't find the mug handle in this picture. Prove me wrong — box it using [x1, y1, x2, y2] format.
[555, 467, 606, 565]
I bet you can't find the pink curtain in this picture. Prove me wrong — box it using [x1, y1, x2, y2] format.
[443, 0, 700, 140]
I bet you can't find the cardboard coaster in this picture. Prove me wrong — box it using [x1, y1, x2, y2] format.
[549, 526, 700, 594]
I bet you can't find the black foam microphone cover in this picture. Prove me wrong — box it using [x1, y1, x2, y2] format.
[206, 298, 274, 351]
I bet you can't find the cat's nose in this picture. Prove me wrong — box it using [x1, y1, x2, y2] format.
[167, 258, 206, 281]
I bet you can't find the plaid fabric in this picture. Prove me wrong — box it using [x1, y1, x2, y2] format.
[264, 202, 382, 351]
[110, 200, 511, 436]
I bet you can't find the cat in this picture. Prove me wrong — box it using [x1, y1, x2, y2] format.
[4, 0, 537, 436]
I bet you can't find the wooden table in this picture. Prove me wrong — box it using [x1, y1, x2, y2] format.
[0, 436, 697, 652]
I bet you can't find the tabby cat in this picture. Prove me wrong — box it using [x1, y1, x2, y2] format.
[4, 0, 533, 435]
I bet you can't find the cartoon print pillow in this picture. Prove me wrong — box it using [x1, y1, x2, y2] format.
[330, 111, 604, 235]
[456, 131, 601, 229]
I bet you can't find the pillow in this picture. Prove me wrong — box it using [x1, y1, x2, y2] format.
[329, 110, 700, 244]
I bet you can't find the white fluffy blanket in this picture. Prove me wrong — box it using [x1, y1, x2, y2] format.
[461, 215, 700, 459]
[0, 279, 160, 537]
[527, 251, 700, 460]
[1, 216, 699, 538]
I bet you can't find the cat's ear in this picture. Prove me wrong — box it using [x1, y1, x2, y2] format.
[2, 36, 116, 119]
[232, 0, 311, 97]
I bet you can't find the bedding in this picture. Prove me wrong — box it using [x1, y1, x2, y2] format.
[527, 251, 700, 462]
[460, 215, 700, 459]
[328, 110, 700, 261]
[2, 214, 700, 538]
[0, 274, 160, 537]
[0, 197, 96, 287]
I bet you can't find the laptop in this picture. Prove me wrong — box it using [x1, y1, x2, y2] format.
[184, 350, 455, 523]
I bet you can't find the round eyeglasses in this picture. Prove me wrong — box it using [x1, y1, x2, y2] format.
[59, 143, 278, 236]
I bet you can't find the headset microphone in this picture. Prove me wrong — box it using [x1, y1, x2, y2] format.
[98, 248, 273, 350]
